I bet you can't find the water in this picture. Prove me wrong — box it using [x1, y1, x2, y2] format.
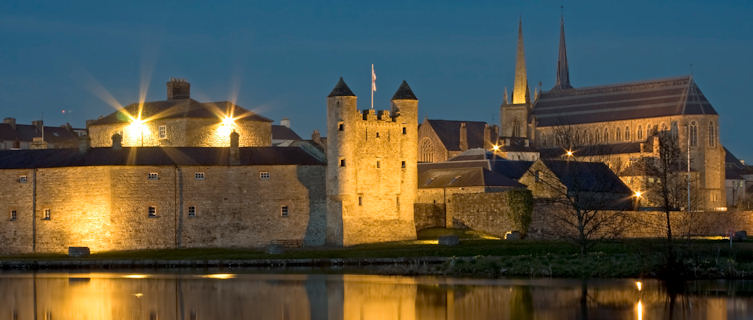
[0, 271, 752, 319]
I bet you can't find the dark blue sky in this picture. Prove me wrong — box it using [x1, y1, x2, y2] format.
[1, 1, 751, 160]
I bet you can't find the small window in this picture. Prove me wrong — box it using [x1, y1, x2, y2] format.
[259, 171, 270, 180]
[376, 132, 380, 138]
[358, 196, 363, 206]
[158, 125, 167, 139]
[280, 205, 289, 217]
[43, 209, 51, 220]
[340, 159, 346, 167]
[402, 127, 407, 135]
[10, 210, 17, 221]
[148, 172, 159, 180]
[18, 176, 27, 183]
[338, 122, 344, 131]
[148, 206, 157, 217]
[376, 161, 381, 168]
[194, 172, 205, 180]
[187, 206, 196, 217]
[401, 161, 406, 168]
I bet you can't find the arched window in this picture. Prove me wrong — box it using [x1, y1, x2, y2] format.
[708, 121, 716, 147]
[420, 138, 434, 162]
[646, 124, 651, 137]
[594, 129, 600, 143]
[512, 119, 521, 137]
[616, 128, 621, 141]
[603, 128, 609, 143]
[689, 121, 698, 147]
[637, 125, 643, 140]
[671, 121, 678, 138]
[625, 126, 630, 141]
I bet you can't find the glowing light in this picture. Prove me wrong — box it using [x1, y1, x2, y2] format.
[634, 191, 643, 198]
[635, 300, 643, 320]
[123, 274, 149, 279]
[133, 293, 144, 298]
[202, 274, 236, 280]
[217, 116, 236, 138]
[635, 281, 642, 291]
[566, 150, 574, 157]
[491, 144, 500, 152]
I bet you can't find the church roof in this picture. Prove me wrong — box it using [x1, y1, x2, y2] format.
[0, 146, 324, 169]
[423, 119, 488, 152]
[88, 99, 272, 126]
[328, 77, 356, 97]
[533, 76, 717, 126]
[391, 81, 417, 100]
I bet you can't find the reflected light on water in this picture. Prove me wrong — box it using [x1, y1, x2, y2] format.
[202, 274, 236, 280]
[133, 293, 143, 298]
[122, 274, 149, 279]
[635, 300, 643, 320]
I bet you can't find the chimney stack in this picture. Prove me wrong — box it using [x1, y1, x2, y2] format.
[229, 130, 240, 165]
[32, 120, 44, 137]
[3, 117, 16, 130]
[111, 133, 122, 150]
[459, 122, 468, 151]
[166, 78, 190, 100]
[280, 118, 291, 128]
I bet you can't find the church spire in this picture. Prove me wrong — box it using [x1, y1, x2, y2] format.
[553, 12, 573, 90]
[512, 18, 529, 104]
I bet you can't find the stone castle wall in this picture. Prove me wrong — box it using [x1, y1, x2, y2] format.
[88, 118, 271, 148]
[0, 164, 325, 254]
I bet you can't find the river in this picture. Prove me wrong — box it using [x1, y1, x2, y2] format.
[0, 271, 751, 319]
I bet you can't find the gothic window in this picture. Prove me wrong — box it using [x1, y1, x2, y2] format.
[512, 119, 521, 137]
[420, 138, 434, 162]
[708, 121, 716, 147]
[625, 126, 630, 141]
[671, 121, 678, 138]
[637, 125, 643, 140]
[616, 128, 621, 141]
[603, 128, 609, 143]
[690, 121, 698, 147]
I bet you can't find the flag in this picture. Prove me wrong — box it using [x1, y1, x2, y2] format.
[371, 64, 377, 92]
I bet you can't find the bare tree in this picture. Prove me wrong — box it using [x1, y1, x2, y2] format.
[531, 125, 633, 256]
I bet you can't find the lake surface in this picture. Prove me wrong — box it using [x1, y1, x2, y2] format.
[0, 271, 752, 319]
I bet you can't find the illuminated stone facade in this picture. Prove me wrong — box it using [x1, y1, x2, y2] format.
[325, 79, 418, 246]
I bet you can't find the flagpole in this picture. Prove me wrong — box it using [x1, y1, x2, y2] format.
[371, 64, 375, 109]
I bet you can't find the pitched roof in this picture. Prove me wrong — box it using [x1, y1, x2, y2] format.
[418, 167, 524, 189]
[539, 142, 643, 158]
[392, 81, 417, 100]
[271, 125, 302, 141]
[424, 119, 487, 151]
[0, 123, 81, 144]
[542, 160, 633, 194]
[419, 150, 534, 181]
[328, 77, 356, 97]
[0, 147, 324, 169]
[88, 99, 272, 126]
[533, 76, 717, 126]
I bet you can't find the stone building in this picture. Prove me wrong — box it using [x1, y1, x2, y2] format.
[498, 16, 727, 210]
[88, 78, 273, 148]
[325, 78, 418, 245]
[0, 118, 85, 150]
[418, 119, 499, 163]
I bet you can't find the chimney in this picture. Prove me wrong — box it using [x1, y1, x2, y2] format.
[459, 122, 468, 151]
[111, 133, 122, 150]
[483, 124, 491, 148]
[166, 78, 190, 100]
[32, 120, 44, 137]
[229, 130, 240, 165]
[78, 135, 90, 154]
[280, 118, 291, 128]
[3, 117, 16, 130]
[312, 129, 321, 144]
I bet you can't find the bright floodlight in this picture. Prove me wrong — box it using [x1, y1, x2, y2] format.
[491, 144, 500, 151]
[634, 191, 643, 198]
[566, 150, 574, 157]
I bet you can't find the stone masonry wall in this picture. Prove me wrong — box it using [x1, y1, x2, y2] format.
[0, 169, 34, 253]
[448, 192, 528, 238]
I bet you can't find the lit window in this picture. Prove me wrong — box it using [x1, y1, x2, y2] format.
[148, 172, 159, 180]
[188, 206, 196, 217]
[10, 210, 17, 221]
[401, 161, 406, 168]
[18, 176, 27, 183]
[194, 172, 205, 180]
[340, 159, 346, 167]
[43, 209, 51, 220]
[158, 125, 167, 139]
[280, 205, 289, 217]
[259, 171, 270, 180]
[148, 206, 157, 217]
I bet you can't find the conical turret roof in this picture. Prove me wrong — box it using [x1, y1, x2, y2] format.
[328, 77, 356, 97]
[391, 80, 417, 100]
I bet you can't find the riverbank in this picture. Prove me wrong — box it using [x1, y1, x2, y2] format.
[2, 229, 752, 279]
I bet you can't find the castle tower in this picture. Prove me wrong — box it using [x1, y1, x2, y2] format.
[500, 19, 532, 139]
[326, 78, 417, 246]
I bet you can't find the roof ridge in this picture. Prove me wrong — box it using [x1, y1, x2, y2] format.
[542, 75, 691, 96]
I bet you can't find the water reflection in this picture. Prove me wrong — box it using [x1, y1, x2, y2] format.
[0, 272, 751, 319]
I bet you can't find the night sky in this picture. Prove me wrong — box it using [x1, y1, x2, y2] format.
[1, 1, 751, 160]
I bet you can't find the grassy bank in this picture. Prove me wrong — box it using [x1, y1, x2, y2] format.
[2, 228, 752, 279]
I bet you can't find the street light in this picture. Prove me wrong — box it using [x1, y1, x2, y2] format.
[491, 144, 500, 152]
